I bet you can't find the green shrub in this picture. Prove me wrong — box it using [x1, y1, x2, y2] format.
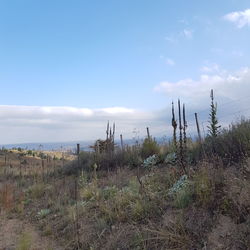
[62, 151, 95, 175]
[141, 138, 160, 159]
[189, 118, 250, 165]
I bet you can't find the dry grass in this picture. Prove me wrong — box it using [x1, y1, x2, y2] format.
[0, 183, 15, 211]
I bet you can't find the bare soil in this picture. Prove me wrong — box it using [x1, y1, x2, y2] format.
[0, 212, 63, 250]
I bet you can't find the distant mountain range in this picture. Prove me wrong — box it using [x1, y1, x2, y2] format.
[1, 141, 95, 151]
[0, 137, 171, 152]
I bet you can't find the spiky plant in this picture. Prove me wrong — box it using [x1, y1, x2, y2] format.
[207, 89, 221, 138]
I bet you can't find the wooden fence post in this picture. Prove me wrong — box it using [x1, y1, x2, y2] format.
[120, 134, 124, 151]
[146, 127, 150, 140]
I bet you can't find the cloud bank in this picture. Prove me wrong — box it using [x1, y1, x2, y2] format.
[0, 106, 169, 144]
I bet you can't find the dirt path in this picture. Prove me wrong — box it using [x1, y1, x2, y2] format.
[0, 212, 63, 250]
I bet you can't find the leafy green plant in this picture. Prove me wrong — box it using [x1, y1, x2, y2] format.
[37, 208, 51, 218]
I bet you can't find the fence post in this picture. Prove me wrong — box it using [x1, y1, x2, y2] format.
[120, 134, 124, 151]
[146, 127, 150, 140]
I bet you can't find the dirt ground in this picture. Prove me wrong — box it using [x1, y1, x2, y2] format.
[0, 212, 63, 250]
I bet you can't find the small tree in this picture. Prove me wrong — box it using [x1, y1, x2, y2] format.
[207, 89, 221, 137]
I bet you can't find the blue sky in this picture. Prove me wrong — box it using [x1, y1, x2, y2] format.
[0, 0, 250, 143]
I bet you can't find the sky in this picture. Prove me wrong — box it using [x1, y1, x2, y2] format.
[0, 0, 250, 144]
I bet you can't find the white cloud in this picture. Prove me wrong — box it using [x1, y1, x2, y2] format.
[210, 48, 224, 55]
[164, 35, 177, 43]
[165, 58, 175, 66]
[179, 19, 189, 25]
[232, 50, 243, 57]
[165, 28, 194, 43]
[224, 9, 250, 28]
[154, 67, 250, 124]
[160, 56, 176, 66]
[182, 29, 193, 39]
[99, 107, 134, 115]
[155, 67, 250, 101]
[200, 63, 220, 73]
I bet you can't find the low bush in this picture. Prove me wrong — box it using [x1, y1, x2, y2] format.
[27, 183, 47, 199]
[189, 118, 250, 165]
[62, 146, 144, 174]
[141, 138, 160, 159]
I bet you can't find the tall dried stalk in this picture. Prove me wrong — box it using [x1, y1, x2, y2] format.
[183, 103, 188, 163]
[178, 99, 186, 174]
[171, 101, 177, 150]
